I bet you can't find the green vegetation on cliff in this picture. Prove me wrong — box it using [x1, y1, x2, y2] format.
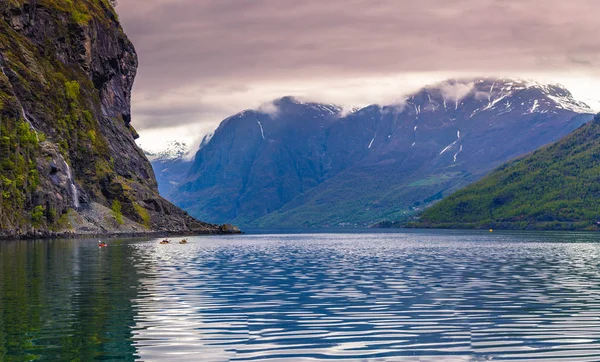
[0, 0, 220, 237]
[417, 116, 600, 230]
[0, 120, 40, 228]
[6, 0, 118, 24]
[0, 0, 130, 234]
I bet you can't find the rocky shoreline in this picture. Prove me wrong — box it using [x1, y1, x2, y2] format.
[1, 223, 242, 241]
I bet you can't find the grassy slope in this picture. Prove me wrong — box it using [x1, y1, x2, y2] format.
[253, 164, 471, 228]
[417, 116, 600, 230]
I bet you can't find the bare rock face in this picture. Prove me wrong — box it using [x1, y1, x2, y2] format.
[0, 0, 221, 238]
[219, 224, 242, 234]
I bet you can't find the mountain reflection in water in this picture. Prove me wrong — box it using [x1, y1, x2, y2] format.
[1, 230, 600, 361]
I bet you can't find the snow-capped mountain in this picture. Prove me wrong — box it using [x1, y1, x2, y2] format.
[143, 141, 193, 196]
[144, 141, 191, 162]
[165, 78, 593, 227]
[412, 78, 590, 116]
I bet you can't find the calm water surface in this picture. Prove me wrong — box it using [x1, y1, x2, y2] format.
[2, 230, 600, 361]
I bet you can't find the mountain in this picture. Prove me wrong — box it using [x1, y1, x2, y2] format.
[172, 97, 343, 224]
[415, 114, 600, 230]
[144, 141, 193, 196]
[169, 79, 593, 227]
[0, 0, 225, 237]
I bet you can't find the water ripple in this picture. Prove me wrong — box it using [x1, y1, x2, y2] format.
[123, 232, 600, 361]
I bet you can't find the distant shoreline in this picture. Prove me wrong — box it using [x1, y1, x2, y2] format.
[0, 225, 243, 241]
[374, 221, 600, 232]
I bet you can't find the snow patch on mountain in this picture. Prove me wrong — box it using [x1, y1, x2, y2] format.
[257, 120, 266, 140]
[530, 99, 540, 113]
[144, 141, 191, 162]
[454, 145, 463, 163]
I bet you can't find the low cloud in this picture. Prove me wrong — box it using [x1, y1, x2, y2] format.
[257, 100, 280, 117]
[383, 99, 408, 115]
[116, 0, 600, 148]
[439, 81, 475, 106]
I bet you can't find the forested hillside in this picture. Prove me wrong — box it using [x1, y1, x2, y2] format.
[417, 115, 600, 230]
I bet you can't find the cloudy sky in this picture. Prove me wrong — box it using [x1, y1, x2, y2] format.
[116, 0, 600, 152]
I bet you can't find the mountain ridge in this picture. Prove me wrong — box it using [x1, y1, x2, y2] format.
[167, 78, 592, 227]
[143, 141, 193, 196]
[144, 141, 191, 162]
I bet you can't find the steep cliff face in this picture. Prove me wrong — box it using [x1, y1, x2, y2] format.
[0, 0, 221, 237]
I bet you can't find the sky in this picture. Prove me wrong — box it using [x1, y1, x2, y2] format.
[116, 0, 600, 153]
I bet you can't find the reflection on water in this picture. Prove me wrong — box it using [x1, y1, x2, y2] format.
[2, 231, 600, 361]
[0, 239, 140, 361]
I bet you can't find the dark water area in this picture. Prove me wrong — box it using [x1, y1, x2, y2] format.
[2, 230, 600, 361]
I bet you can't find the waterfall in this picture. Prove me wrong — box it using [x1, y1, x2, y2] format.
[0, 61, 7, 79]
[62, 160, 80, 209]
[0, 55, 39, 140]
[71, 183, 80, 209]
[20, 106, 39, 141]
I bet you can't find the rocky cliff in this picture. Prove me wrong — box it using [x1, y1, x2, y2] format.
[0, 0, 223, 238]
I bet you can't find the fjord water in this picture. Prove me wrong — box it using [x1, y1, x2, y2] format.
[2, 231, 600, 361]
